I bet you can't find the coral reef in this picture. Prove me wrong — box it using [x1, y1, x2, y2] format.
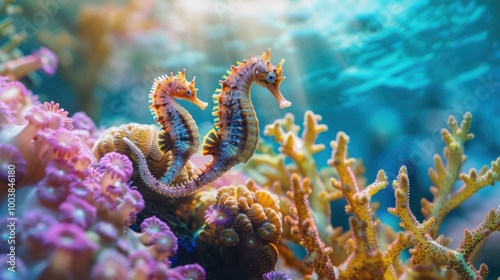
[0, 44, 498, 280]
[242, 110, 499, 280]
[0, 78, 205, 279]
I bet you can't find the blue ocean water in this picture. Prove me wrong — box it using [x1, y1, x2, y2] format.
[11, 0, 500, 276]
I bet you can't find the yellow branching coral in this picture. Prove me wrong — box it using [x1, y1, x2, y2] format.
[286, 174, 337, 279]
[388, 166, 498, 279]
[329, 132, 387, 250]
[420, 112, 500, 237]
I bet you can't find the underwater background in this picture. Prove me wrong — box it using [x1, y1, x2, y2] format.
[1, 0, 500, 279]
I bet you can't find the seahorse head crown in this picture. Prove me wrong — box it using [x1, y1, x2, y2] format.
[249, 49, 289, 108]
[149, 69, 208, 112]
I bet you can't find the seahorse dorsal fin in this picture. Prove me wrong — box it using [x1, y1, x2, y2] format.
[202, 128, 220, 156]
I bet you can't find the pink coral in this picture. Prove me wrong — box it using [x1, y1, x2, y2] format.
[262, 271, 291, 280]
[36, 174, 70, 209]
[93, 221, 118, 243]
[129, 249, 155, 278]
[22, 211, 58, 243]
[44, 129, 81, 159]
[138, 216, 171, 245]
[90, 249, 128, 280]
[170, 264, 206, 280]
[25, 101, 72, 131]
[149, 231, 178, 259]
[0, 102, 14, 127]
[0, 80, 36, 124]
[99, 152, 134, 187]
[71, 111, 97, 132]
[0, 47, 57, 80]
[44, 223, 98, 253]
[59, 195, 97, 230]
[33, 47, 58, 75]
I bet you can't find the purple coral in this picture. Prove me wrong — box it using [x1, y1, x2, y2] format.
[44, 129, 82, 160]
[93, 221, 118, 243]
[71, 111, 96, 132]
[138, 216, 171, 245]
[59, 195, 97, 230]
[90, 249, 128, 280]
[33, 47, 58, 76]
[129, 249, 155, 277]
[262, 271, 292, 280]
[204, 204, 233, 227]
[25, 101, 72, 131]
[36, 174, 70, 208]
[150, 231, 178, 258]
[22, 211, 58, 243]
[45, 223, 98, 253]
[99, 152, 134, 185]
[170, 264, 206, 280]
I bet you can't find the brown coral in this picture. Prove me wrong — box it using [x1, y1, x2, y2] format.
[198, 182, 283, 279]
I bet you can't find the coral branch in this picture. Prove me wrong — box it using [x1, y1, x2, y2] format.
[389, 166, 490, 279]
[419, 113, 500, 237]
[288, 174, 337, 279]
[329, 132, 387, 250]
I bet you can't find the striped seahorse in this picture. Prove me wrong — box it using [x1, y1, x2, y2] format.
[148, 69, 208, 184]
[124, 49, 290, 197]
[94, 70, 207, 183]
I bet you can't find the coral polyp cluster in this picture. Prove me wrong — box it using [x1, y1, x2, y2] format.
[197, 183, 282, 279]
[0, 78, 204, 279]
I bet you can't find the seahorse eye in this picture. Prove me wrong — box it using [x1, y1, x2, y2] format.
[266, 72, 277, 83]
[186, 89, 193, 96]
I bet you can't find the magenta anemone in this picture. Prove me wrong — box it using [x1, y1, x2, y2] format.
[71, 111, 96, 132]
[45, 158, 76, 178]
[44, 129, 81, 160]
[33, 47, 58, 75]
[150, 231, 178, 258]
[93, 192, 119, 212]
[204, 204, 234, 227]
[36, 174, 70, 208]
[59, 195, 97, 230]
[90, 249, 128, 280]
[98, 152, 133, 184]
[170, 263, 206, 280]
[22, 211, 58, 242]
[263, 271, 292, 280]
[139, 216, 171, 245]
[44, 223, 97, 253]
[69, 180, 91, 200]
[129, 249, 155, 278]
[93, 221, 118, 243]
[25, 101, 72, 130]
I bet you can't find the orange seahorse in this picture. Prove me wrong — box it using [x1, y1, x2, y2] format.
[148, 69, 208, 184]
[124, 49, 291, 197]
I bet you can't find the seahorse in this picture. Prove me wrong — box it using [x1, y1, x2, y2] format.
[148, 69, 208, 183]
[124, 49, 291, 197]
[94, 70, 207, 184]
